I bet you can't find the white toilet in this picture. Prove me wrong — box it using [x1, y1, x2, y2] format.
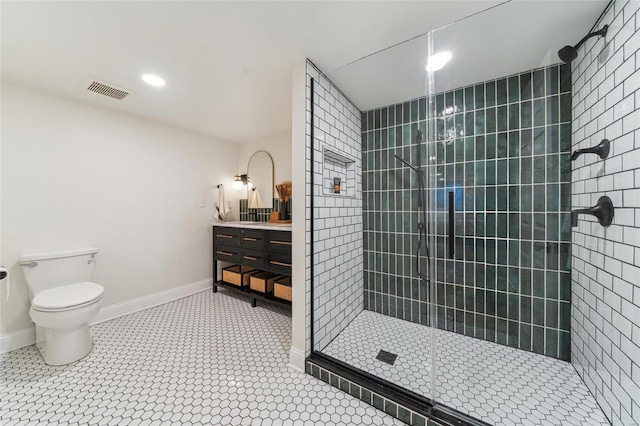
[19, 248, 104, 365]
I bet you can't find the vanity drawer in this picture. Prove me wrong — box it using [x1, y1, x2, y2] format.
[214, 244, 242, 263]
[267, 252, 292, 274]
[250, 272, 283, 294]
[222, 265, 258, 287]
[274, 276, 292, 302]
[214, 227, 241, 246]
[267, 231, 292, 253]
[242, 249, 265, 269]
[242, 229, 265, 249]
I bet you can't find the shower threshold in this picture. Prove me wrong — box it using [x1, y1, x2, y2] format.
[319, 310, 609, 426]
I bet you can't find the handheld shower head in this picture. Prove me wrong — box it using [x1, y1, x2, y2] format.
[558, 25, 608, 63]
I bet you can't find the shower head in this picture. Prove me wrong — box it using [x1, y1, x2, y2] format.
[558, 25, 608, 63]
[558, 45, 579, 63]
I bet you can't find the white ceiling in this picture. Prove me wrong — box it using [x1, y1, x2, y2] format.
[327, 0, 611, 110]
[1, 1, 608, 143]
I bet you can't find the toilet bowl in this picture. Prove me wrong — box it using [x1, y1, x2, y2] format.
[30, 282, 104, 365]
[19, 248, 104, 365]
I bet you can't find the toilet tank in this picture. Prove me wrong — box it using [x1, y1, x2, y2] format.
[19, 248, 99, 296]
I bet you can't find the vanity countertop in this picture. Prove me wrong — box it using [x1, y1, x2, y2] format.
[212, 221, 292, 231]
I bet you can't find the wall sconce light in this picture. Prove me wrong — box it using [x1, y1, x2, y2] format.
[232, 174, 249, 190]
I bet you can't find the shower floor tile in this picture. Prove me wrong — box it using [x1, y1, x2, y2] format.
[322, 310, 610, 426]
[1, 290, 404, 426]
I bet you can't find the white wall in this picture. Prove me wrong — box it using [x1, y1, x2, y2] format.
[234, 130, 292, 209]
[570, 1, 640, 424]
[290, 61, 307, 369]
[1, 82, 239, 340]
[238, 131, 292, 187]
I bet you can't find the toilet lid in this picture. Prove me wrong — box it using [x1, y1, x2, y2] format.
[32, 282, 104, 310]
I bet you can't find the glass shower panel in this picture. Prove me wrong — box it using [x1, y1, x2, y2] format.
[309, 1, 612, 424]
[428, 2, 578, 422]
[310, 31, 440, 402]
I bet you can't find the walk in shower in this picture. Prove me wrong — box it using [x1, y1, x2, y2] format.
[307, 1, 638, 425]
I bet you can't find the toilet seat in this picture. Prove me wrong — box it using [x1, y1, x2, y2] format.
[32, 282, 104, 312]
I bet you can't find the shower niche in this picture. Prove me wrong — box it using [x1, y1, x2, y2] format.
[322, 146, 356, 197]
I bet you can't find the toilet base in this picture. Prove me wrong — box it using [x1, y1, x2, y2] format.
[36, 324, 94, 366]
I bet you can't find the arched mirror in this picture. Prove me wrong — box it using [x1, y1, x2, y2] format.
[247, 150, 274, 209]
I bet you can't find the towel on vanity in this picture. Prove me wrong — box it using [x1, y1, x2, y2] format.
[216, 185, 230, 221]
[248, 188, 265, 209]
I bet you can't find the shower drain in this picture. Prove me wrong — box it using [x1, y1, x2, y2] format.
[376, 350, 398, 365]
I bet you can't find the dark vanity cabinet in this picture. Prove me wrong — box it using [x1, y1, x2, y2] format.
[265, 231, 292, 275]
[212, 227, 242, 263]
[212, 224, 291, 306]
[242, 229, 268, 269]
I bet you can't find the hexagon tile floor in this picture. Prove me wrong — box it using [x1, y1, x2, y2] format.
[322, 310, 610, 426]
[0, 290, 406, 426]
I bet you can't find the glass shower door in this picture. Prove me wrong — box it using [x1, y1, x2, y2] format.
[425, 2, 605, 423]
[308, 0, 613, 424]
[310, 30, 441, 408]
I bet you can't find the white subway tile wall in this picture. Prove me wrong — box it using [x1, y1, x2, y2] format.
[307, 63, 364, 351]
[571, 1, 640, 425]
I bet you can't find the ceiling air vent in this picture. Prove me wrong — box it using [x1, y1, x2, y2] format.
[85, 78, 132, 100]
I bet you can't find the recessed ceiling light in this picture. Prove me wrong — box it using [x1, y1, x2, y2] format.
[426, 51, 452, 72]
[141, 74, 166, 87]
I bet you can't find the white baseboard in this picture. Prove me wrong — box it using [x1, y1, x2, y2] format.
[91, 279, 212, 325]
[0, 278, 212, 354]
[288, 346, 306, 372]
[0, 327, 36, 355]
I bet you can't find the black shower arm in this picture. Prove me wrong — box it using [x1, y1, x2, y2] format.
[394, 154, 419, 173]
[573, 25, 609, 51]
[395, 154, 426, 184]
[394, 129, 424, 174]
